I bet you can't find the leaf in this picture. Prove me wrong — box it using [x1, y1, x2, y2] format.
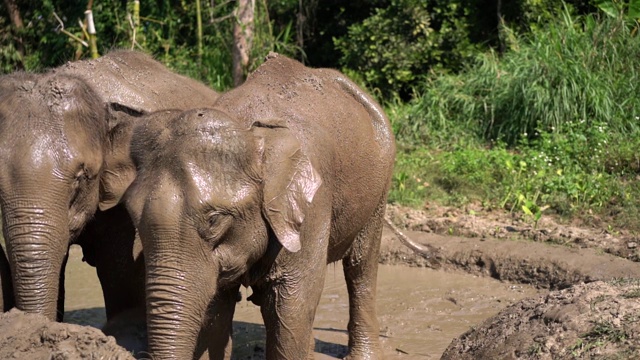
[522, 204, 533, 216]
[629, 0, 640, 19]
[597, 1, 620, 18]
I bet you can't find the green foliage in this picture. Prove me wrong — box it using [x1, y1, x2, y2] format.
[387, 9, 640, 226]
[394, 10, 640, 146]
[0, 1, 302, 91]
[391, 118, 640, 221]
[389, 147, 442, 206]
[334, 0, 479, 99]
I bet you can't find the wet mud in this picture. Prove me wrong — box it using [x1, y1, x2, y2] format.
[6, 203, 639, 358]
[62, 244, 540, 359]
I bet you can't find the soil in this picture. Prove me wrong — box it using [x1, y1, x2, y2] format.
[0, 308, 134, 359]
[3, 203, 640, 359]
[440, 280, 640, 359]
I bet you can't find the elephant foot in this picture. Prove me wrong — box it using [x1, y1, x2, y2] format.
[342, 347, 383, 360]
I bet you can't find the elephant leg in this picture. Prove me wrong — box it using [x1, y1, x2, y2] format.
[0, 244, 14, 311]
[260, 268, 326, 360]
[195, 284, 239, 360]
[260, 208, 331, 360]
[341, 200, 385, 360]
[77, 204, 146, 320]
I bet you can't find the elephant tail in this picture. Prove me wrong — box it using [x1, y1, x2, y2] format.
[383, 215, 439, 261]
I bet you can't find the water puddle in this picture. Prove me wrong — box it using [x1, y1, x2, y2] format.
[62, 245, 540, 358]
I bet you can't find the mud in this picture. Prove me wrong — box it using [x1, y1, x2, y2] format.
[0, 308, 134, 359]
[3, 203, 640, 358]
[62, 243, 540, 359]
[441, 280, 640, 359]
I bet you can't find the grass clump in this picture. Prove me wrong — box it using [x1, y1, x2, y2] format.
[388, 10, 640, 230]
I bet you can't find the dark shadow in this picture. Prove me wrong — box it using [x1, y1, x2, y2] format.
[0, 243, 14, 311]
[232, 320, 348, 359]
[64, 307, 106, 328]
[314, 337, 348, 358]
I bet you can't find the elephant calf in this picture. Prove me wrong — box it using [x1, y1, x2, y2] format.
[124, 53, 396, 359]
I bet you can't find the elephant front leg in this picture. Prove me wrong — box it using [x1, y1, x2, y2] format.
[260, 267, 326, 360]
[341, 201, 385, 360]
[195, 284, 240, 360]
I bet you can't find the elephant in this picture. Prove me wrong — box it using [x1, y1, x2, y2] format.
[124, 52, 396, 359]
[0, 50, 220, 324]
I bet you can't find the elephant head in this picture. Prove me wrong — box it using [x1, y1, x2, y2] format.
[0, 51, 219, 322]
[0, 73, 108, 320]
[125, 108, 322, 359]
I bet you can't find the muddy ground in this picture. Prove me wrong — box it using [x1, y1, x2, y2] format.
[3, 203, 640, 359]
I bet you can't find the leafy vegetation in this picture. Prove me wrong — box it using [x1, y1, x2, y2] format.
[2, 1, 640, 230]
[388, 9, 640, 230]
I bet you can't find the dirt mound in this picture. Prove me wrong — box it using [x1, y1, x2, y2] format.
[0, 308, 134, 360]
[440, 280, 640, 359]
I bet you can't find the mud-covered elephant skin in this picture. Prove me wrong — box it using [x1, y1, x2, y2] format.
[0, 50, 219, 322]
[125, 53, 396, 359]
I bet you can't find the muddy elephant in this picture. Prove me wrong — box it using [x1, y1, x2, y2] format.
[124, 53, 396, 359]
[0, 50, 219, 323]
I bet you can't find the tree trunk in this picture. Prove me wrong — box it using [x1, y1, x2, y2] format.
[232, 0, 255, 86]
[3, 0, 24, 69]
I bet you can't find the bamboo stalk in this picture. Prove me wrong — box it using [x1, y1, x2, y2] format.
[130, 0, 140, 49]
[85, 10, 99, 58]
[196, 0, 203, 68]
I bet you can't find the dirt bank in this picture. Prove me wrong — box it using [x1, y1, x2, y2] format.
[0, 308, 134, 359]
[384, 204, 640, 289]
[440, 280, 640, 359]
[384, 204, 640, 359]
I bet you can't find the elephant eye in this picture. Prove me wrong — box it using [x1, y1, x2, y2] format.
[201, 211, 232, 245]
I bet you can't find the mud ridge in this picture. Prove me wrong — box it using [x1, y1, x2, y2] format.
[380, 229, 640, 290]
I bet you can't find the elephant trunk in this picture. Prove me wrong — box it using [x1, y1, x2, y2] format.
[141, 187, 218, 359]
[146, 263, 217, 360]
[3, 201, 68, 321]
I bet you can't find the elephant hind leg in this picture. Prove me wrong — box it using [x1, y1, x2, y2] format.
[342, 200, 385, 360]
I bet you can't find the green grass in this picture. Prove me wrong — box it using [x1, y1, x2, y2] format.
[393, 11, 640, 147]
[387, 12, 640, 231]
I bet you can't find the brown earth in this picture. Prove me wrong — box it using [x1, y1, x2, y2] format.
[0, 308, 134, 359]
[3, 203, 640, 359]
[384, 204, 640, 359]
[440, 280, 640, 359]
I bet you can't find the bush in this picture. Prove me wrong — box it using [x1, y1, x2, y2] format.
[395, 10, 640, 146]
[389, 10, 640, 228]
[334, 0, 479, 99]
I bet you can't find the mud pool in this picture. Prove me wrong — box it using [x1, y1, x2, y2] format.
[61, 245, 540, 359]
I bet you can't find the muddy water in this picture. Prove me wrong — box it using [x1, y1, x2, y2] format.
[60, 245, 540, 359]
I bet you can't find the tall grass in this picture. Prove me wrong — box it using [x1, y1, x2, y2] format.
[394, 10, 640, 147]
[389, 10, 640, 229]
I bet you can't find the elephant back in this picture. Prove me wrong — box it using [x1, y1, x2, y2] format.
[54, 50, 219, 114]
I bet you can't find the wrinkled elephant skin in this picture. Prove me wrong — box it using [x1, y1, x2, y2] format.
[125, 53, 396, 359]
[0, 50, 219, 323]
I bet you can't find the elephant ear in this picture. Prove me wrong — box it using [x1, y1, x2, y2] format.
[98, 104, 142, 210]
[252, 121, 322, 253]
